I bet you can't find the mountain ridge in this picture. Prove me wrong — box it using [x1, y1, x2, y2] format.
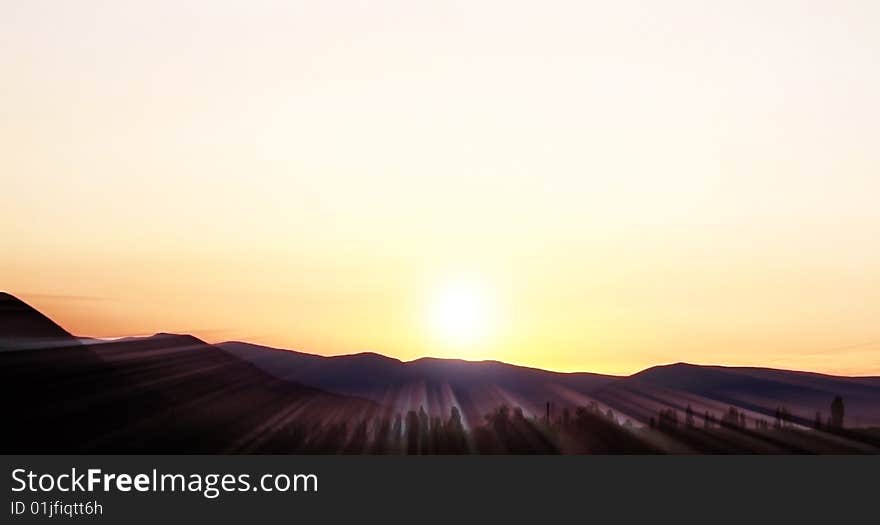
[0, 293, 379, 452]
[0, 291, 79, 350]
[220, 340, 880, 427]
[3, 291, 880, 431]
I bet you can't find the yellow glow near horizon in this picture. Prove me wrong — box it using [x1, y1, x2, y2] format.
[428, 278, 497, 352]
[2, 2, 880, 376]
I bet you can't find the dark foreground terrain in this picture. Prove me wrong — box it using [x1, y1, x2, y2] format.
[2, 292, 878, 454]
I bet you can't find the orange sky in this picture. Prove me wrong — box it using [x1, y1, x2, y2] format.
[2, 2, 880, 375]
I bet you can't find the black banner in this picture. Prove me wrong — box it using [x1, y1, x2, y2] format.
[2, 455, 876, 523]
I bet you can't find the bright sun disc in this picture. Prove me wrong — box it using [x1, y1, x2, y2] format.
[428, 279, 496, 348]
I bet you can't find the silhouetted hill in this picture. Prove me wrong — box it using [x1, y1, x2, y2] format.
[0, 292, 79, 350]
[593, 362, 880, 427]
[219, 341, 618, 425]
[0, 300, 376, 453]
[219, 343, 880, 429]
[3, 293, 880, 453]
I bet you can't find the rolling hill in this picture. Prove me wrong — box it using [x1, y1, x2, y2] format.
[0, 293, 375, 453]
[2, 291, 879, 454]
[218, 341, 618, 425]
[218, 342, 880, 428]
[592, 362, 880, 428]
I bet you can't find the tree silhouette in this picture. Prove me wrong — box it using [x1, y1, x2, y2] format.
[657, 408, 678, 432]
[392, 413, 403, 446]
[405, 410, 419, 454]
[722, 406, 741, 429]
[418, 406, 430, 453]
[445, 406, 466, 453]
[830, 395, 845, 429]
[447, 406, 464, 432]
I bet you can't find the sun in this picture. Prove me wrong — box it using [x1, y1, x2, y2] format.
[428, 278, 497, 349]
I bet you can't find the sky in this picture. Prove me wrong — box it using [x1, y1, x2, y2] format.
[2, 1, 879, 375]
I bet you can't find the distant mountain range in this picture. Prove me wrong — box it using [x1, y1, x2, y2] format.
[218, 341, 617, 426]
[219, 341, 880, 428]
[1, 291, 879, 453]
[593, 362, 880, 429]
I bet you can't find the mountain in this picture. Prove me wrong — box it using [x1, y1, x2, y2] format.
[219, 341, 616, 425]
[2, 292, 879, 454]
[593, 362, 880, 427]
[0, 292, 80, 350]
[220, 342, 880, 428]
[0, 294, 375, 453]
